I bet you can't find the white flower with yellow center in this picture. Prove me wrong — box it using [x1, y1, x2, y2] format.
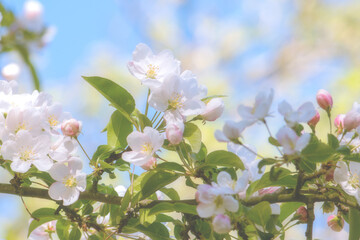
[149, 71, 207, 118]
[127, 43, 181, 89]
[278, 100, 317, 127]
[48, 159, 86, 206]
[276, 126, 310, 155]
[1, 130, 53, 173]
[40, 103, 71, 134]
[334, 161, 360, 205]
[4, 107, 43, 137]
[122, 127, 164, 166]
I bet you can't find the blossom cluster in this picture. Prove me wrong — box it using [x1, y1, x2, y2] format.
[0, 78, 85, 206]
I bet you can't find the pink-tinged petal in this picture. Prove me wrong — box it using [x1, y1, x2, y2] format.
[278, 100, 293, 116]
[144, 127, 164, 151]
[334, 161, 349, 183]
[126, 131, 147, 151]
[33, 157, 53, 171]
[297, 102, 316, 122]
[76, 173, 87, 192]
[48, 182, 67, 201]
[62, 188, 80, 206]
[49, 163, 70, 181]
[197, 203, 215, 218]
[197, 184, 216, 203]
[223, 196, 239, 213]
[10, 159, 32, 173]
[122, 151, 149, 166]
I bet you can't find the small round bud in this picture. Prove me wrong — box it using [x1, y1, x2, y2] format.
[327, 215, 344, 232]
[1, 63, 20, 81]
[316, 89, 333, 111]
[61, 119, 82, 137]
[201, 98, 224, 121]
[296, 206, 308, 223]
[308, 111, 320, 127]
[140, 157, 156, 171]
[166, 123, 183, 145]
[212, 214, 232, 234]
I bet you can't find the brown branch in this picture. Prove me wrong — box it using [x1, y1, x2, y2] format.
[305, 202, 314, 240]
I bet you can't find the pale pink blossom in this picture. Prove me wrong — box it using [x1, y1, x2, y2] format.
[28, 220, 56, 240]
[61, 118, 82, 137]
[140, 157, 157, 170]
[166, 121, 184, 145]
[278, 100, 316, 127]
[334, 114, 345, 133]
[276, 126, 310, 155]
[308, 111, 320, 127]
[316, 89, 333, 111]
[327, 215, 344, 232]
[212, 214, 232, 234]
[201, 98, 224, 121]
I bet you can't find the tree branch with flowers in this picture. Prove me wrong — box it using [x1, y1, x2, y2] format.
[2, 4, 360, 240]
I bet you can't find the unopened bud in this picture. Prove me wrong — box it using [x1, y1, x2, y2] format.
[166, 122, 183, 145]
[201, 98, 224, 121]
[308, 111, 320, 127]
[322, 201, 335, 213]
[212, 214, 232, 234]
[2, 63, 20, 81]
[327, 215, 344, 232]
[344, 110, 360, 131]
[334, 114, 345, 134]
[61, 119, 82, 137]
[316, 89, 333, 111]
[141, 157, 156, 171]
[296, 206, 308, 223]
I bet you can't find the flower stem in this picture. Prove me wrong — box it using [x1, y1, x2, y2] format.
[263, 120, 283, 156]
[327, 111, 332, 134]
[145, 89, 150, 117]
[75, 137, 91, 162]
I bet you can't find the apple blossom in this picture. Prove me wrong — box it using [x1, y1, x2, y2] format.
[296, 206, 308, 223]
[278, 100, 317, 127]
[48, 159, 86, 206]
[148, 71, 207, 117]
[334, 161, 360, 204]
[344, 103, 360, 131]
[4, 107, 44, 136]
[166, 121, 184, 145]
[28, 220, 56, 240]
[127, 43, 180, 89]
[1, 130, 53, 173]
[122, 127, 164, 166]
[316, 89, 333, 111]
[61, 118, 82, 137]
[212, 214, 232, 234]
[276, 126, 310, 155]
[214, 171, 249, 195]
[334, 114, 345, 133]
[201, 98, 224, 121]
[215, 120, 249, 143]
[237, 88, 274, 125]
[140, 156, 157, 170]
[1, 63, 20, 81]
[327, 215, 344, 232]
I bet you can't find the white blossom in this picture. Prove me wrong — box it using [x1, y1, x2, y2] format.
[276, 126, 310, 155]
[334, 161, 360, 204]
[278, 100, 317, 127]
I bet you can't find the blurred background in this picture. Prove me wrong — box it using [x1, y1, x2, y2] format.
[0, 0, 359, 239]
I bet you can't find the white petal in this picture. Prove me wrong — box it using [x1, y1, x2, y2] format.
[49, 163, 70, 181]
[278, 100, 292, 116]
[297, 102, 316, 122]
[10, 159, 32, 173]
[295, 133, 311, 152]
[76, 173, 87, 192]
[334, 161, 349, 184]
[62, 188, 80, 206]
[235, 171, 249, 193]
[132, 43, 153, 61]
[223, 196, 239, 212]
[126, 131, 147, 151]
[197, 203, 215, 218]
[48, 182, 67, 201]
[217, 171, 233, 188]
[32, 157, 53, 171]
[122, 151, 149, 166]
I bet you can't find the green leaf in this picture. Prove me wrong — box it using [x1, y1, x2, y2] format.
[124, 222, 170, 240]
[205, 150, 245, 170]
[248, 202, 272, 229]
[27, 208, 61, 237]
[301, 135, 334, 162]
[91, 145, 114, 163]
[279, 202, 304, 222]
[140, 170, 180, 200]
[31, 172, 55, 186]
[337, 145, 351, 155]
[82, 76, 135, 122]
[82, 204, 93, 215]
[183, 123, 202, 153]
[107, 110, 133, 148]
[349, 208, 360, 240]
[328, 134, 339, 149]
[148, 202, 197, 215]
[160, 188, 180, 200]
[56, 219, 71, 240]
[269, 137, 281, 147]
[156, 162, 186, 173]
[344, 153, 360, 163]
[299, 158, 316, 173]
[257, 158, 278, 173]
[132, 109, 153, 131]
[69, 227, 82, 240]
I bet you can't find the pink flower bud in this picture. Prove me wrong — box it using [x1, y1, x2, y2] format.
[212, 214, 232, 234]
[140, 157, 156, 171]
[334, 114, 345, 133]
[327, 215, 344, 232]
[1, 63, 20, 81]
[24, 0, 43, 20]
[61, 119, 82, 137]
[308, 111, 320, 127]
[201, 98, 224, 121]
[316, 89, 333, 111]
[166, 123, 183, 145]
[296, 206, 308, 223]
[258, 187, 281, 196]
[344, 110, 360, 131]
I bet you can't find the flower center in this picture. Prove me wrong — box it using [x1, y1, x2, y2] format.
[168, 93, 183, 109]
[214, 195, 224, 208]
[146, 64, 159, 79]
[15, 123, 27, 133]
[20, 148, 34, 161]
[63, 176, 77, 188]
[141, 143, 153, 154]
[349, 173, 360, 189]
[48, 115, 59, 127]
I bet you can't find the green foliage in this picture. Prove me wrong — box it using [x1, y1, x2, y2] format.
[107, 110, 133, 148]
[183, 122, 202, 153]
[27, 208, 61, 237]
[205, 150, 245, 170]
[349, 208, 360, 240]
[301, 134, 334, 162]
[248, 202, 272, 229]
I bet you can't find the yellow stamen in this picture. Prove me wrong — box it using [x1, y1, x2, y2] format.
[15, 123, 27, 133]
[349, 173, 360, 189]
[63, 176, 77, 188]
[141, 143, 153, 154]
[48, 115, 59, 127]
[214, 195, 224, 208]
[146, 64, 159, 79]
[20, 149, 34, 161]
[168, 93, 183, 109]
